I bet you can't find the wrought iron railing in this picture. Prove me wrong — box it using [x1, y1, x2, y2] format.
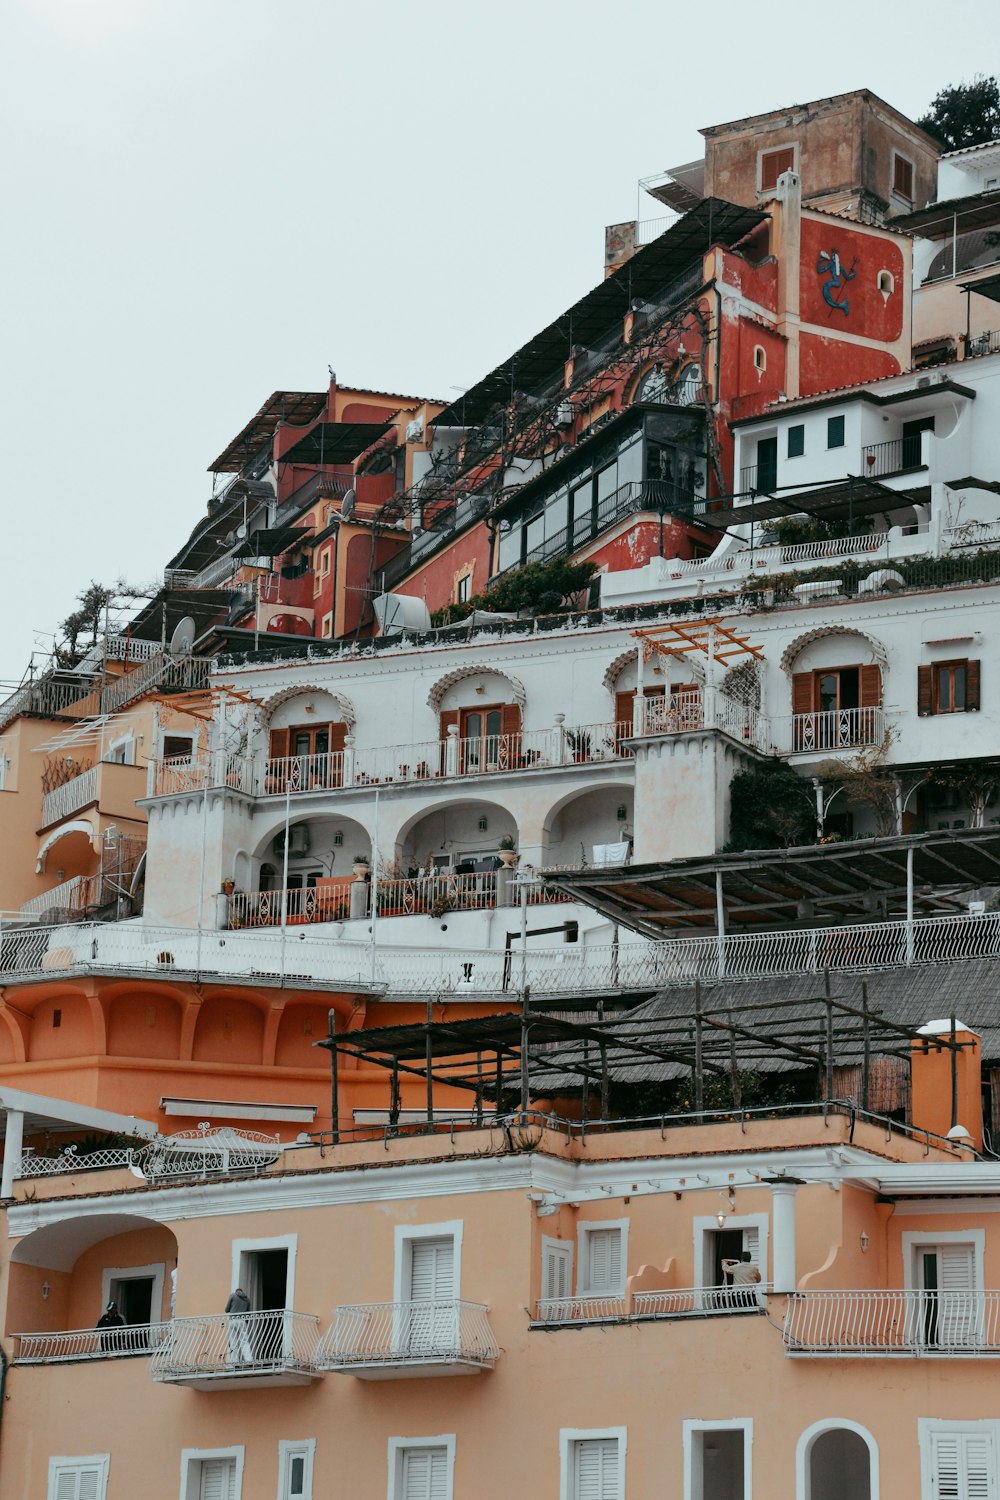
[263, 751, 345, 793]
[15, 1321, 172, 1363]
[6, 909, 1000, 993]
[151, 1310, 320, 1380]
[633, 1283, 771, 1316]
[790, 706, 884, 753]
[230, 884, 353, 927]
[534, 1295, 627, 1323]
[315, 1300, 499, 1369]
[860, 437, 923, 477]
[0, 677, 90, 733]
[783, 1289, 1000, 1355]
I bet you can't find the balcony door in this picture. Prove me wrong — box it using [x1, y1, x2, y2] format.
[405, 1236, 456, 1354]
[914, 1242, 981, 1350]
[239, 1247, 289, 1361]
[791, 665, 881, 751]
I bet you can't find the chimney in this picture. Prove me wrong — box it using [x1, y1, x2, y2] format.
[605, 220, 637, 277]
[910, 1018, 982, 1152]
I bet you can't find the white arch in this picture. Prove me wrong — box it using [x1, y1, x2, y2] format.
[427, 665, 526, 714]
[36, 820, 97, 874]
[796, 1418, 879, 1500]
[602, 647, 704, 695]
[257, 683, 356, 726]
[780, 626, 888, 676]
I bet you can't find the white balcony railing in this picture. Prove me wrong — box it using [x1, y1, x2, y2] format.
[263, 751, 345, 793]
[151, 1310, 320, 1382]
[316, 1299, 500, 1373]
[633, 1284, 770, 1317]
[230, 883, 354, 927]
[784, 1290, 1000, 1356]
[790, 707, 884, 754]
[19, 873, 101, 918]
[41, 766, 100, 827]
[15, 1322, 172, 1363]
[534, 1295, 627, 1323]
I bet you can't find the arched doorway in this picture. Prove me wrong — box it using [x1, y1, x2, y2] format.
[799, 1421, 878, 1500]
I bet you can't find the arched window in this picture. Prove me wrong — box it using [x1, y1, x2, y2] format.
[798, 1420, 878, 1500]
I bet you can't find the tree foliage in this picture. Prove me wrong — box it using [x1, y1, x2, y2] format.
[59, 581, 115, 657]
[430, 558, 596, 627]
[917, 75, 1000, 150]
[726, 758, 815, 851]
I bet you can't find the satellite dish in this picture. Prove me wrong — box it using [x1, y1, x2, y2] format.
[340, 489, 356, 520]
[235, 522, 249, 540]
[373, 593, 432, 636]
[169, 616, 196, 656]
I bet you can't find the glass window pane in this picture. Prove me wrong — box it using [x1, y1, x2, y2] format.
[617, 434, 643, 488]
[546, 488, 568, 538]
[498, 522, 521, 570]
[290, 1456, 305, 1496]
[596, 463, 618, 503]
[818, 674, 839, 712]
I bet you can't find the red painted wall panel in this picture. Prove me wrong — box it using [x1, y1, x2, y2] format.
[798, 334, 900, 397]
[799, 219, 904, 341]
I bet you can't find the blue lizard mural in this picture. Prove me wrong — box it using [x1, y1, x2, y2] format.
[816, 248, 857, 315]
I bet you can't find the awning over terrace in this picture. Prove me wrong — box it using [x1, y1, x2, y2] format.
[693, 477, 923, 533]
[544, 829, 1000, 939]
[0, 1086, 157, 1198]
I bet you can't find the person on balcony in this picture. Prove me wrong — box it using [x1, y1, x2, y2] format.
[96, 1301, 125, 1353]
[721, 1252, 761, 1309]
[225, 1285, 253, 1363]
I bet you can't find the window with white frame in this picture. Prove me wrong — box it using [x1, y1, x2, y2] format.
[387, 1436, 455, 1500]
[179, 1447, 244, 1500]
[560, 1428, 626, 1500]
[919, 1419, 996, 1499]
[277, 1440, 315, 1500]
[48, 1455, 110, 1500]
[684, 1419, 753, 1500]
[796, 1419, 879, 1500]
[578, 1220, 628, 1298]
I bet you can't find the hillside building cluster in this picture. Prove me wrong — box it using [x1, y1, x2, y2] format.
[3, 89, 1000, 1499]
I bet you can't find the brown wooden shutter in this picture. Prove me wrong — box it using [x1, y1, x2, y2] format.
[501, 703, 522, 766]
[615, 689, 634, 724]
[917, 665, 933, 717]
[791, 672, 814, 715]
[269, 728, 290, 759]
[859, 665, 882, 708]
[328, 723, 347, 753]
[643, 685, 666, 700]
[967, 659, 981, 712]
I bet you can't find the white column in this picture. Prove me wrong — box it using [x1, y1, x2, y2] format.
[633, 644, 646, 735]
[2, 1109, 24, 1198]
[552, 713, 566, 766]
[770, 1183, 799, 1293]
[445, 725, 459, 777]
[343, 734, 356, 787]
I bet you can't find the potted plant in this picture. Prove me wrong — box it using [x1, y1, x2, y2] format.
[497, 834, 518, 868]
[220, 877, 235, 896]
[566, 729, 592, 763]
[352, 854, 371, 880]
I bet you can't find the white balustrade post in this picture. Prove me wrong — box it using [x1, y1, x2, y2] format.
[343, 734, 356, 787]
[212, 746, 225, 787]
[446, 725, 459, 777]
[553, 713, 566, 765]
[1, 1109, 24, 1198]
[703, 683, 717, 730]
[769, 1182, 798, 1293]
[633, 645, 646, 735]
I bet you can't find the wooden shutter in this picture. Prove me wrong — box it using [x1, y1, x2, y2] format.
[918, 664, 933, 717]
[199, 1458, 236, 1500]
[742, 1226, 761, 1271]
[542, 1239, 573, 1301]
[791, 672, 814, 716]
[585, 1227, 623, 1293]
[408, 1237, 454, 1300]
[269, 727, 290, 760]
[967, 659, 981, 712]
[500, 702, 522, 766]
[54, 1467, 104, 1500]
[859, 665, 882, 708]
[573, 1438, 621, 1500]
[328, 722, 347, 754]
[77, 1475, 102, 1500]
[401, 1447, 449, 1500]
[615, 690, 634, 727]
[931, 1430, 993, 1499]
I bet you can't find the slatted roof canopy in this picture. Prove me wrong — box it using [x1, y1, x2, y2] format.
[277, 422, 392, 467]
[431, 199, 767, 427]
[634, 617, 764, 664]
[890, 191, 1000, 238]
[544, 829, 1000, 937]
[694, 477, 923, 532]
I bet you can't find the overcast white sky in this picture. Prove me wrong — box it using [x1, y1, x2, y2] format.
[2, 0, 997, 686]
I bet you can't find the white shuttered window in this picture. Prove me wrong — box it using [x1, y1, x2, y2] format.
[401, 1446, 449, 1500]
[930, 1429, 995, 1499]
[542, 1238, 573, 1301]
[582, 1227, 624, 1295]
[48, 1458, 109, 1500]
[199, 1458, 238, 1500]
[573, 1438, 621, 1499]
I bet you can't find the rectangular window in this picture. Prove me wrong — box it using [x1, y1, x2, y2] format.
[320, 612, 333, 638]
[560, 1429, 626, 1500]
[455, 575, 470, 605]
[892, 151, 915, 202]
[388, 1437, 455, 1500]
[277, 1441, 315, 1500]
[48, 1456, 110, 1500]
[787, 424, 805, 458]
[920, 1420, 996, 1499]
[684, 1421, 752, 1500]
[760, 145, 795, 192]
[827, 415, 845, 449]
[179, 1451, 243, 1500]
[920, 660, 980, 716]
[578, 1221, 627, 1296]
[162, 735, 194, 763]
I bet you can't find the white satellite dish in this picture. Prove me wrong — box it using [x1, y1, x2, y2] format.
[373, 593, 432, 636]
[340, 489, 356, 520]
[169, 616, 196, 656]
[235, 522, 249, 540]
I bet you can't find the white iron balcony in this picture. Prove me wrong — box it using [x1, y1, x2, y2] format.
[15, 1322, 171, 1364]
[533, 1285, 770, 1326]
[783, 1290, 1000, 1357]
[150, 1310, 321, 1388]
[316, 1299, 500, 1378]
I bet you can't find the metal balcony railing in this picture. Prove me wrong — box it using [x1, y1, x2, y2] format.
[316, 1300, 499, 1371]
[534, 1295, 627, 1323]
[633, 1284, 771, 1317]
[264, 751, 345, 793]
[40, 765, 99, 827]
[230, 883, 354, 927]
[15, 1322, 172, 1362]
[151, 1310, 320, 1381]
[860, 437, 926, 477]
[790, 706, 884, 753]
[783, 1290, 1000, 1356]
